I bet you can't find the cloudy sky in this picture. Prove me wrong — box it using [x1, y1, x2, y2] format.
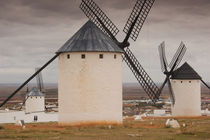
[0, 0, 210, 84]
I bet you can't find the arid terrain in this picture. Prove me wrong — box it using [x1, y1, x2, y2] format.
[0, 117, 210, 140]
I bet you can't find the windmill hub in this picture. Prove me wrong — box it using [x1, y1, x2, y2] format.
[118, 41, 130, 49]
[164, 71, 171, 76]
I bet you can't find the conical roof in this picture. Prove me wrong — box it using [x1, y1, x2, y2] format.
[171, 62, 201, 80]
[57, 20, 123, 53]
[26, 87, 45, 97]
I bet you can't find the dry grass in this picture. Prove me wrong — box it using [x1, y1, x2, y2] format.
[0, 117, 210, 140]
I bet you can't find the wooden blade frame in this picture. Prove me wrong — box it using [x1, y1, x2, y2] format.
[158, 42, 168, 72]
[169, 42, 186, 70]
[80, 0, 119, 39]
[123, 48, 160, 103]
[167, 77, 175, 105]
[123, 0, 155, 41]
[35, 68, 44, 92]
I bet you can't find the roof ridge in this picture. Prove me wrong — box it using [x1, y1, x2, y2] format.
[56, 20, 123, 53]
[171, 62, 201, 80]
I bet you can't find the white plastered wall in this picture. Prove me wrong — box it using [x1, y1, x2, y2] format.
[58, 52, 122, 125]
[25, 96, 45, 113]
[171, 79, 201, 116]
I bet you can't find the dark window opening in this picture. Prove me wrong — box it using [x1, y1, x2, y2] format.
[99, 54, 103, 59]
[189, 81, 191, 83]
[34, 116, 38, 122]
[181, 81, 183, 83]
[114, 54, 117, 59]
[81, 54, 85, 59]
[67, 54, 70, 59]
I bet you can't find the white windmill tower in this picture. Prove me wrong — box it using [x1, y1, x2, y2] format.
[24, 68, 45, 113]
[57, 21, 123, 125]
[25, 87, 45, 113]
[170, 62, 201, 116]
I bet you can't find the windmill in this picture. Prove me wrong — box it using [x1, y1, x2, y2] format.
[0, 0, 160, 108]
[157, 41, 187, 105]
[158, 41, 210, 106]
[20, 68, 45, 110]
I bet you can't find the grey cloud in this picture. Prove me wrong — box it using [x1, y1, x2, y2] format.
[0, 0, 210, 83]
[0, 0, 83, 26]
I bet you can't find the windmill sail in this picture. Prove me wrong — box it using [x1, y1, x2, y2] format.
[158, 42, 187, 105]
[35, 68, 44, 92]
[123, 0, 155, 41]
[158, 42, 168, 72]
[123, 48, 159, 103]
[80, 0, 119, 39]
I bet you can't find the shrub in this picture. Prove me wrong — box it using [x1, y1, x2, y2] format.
[0, 126, 4, 130]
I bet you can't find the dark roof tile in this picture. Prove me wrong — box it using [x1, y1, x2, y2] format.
[26, 87, 45, 97]
[171, 62, 201, 80]
[57, 20, 123, 53]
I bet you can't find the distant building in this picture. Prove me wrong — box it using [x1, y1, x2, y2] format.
[171, 62, 201, 116]
[25, 87, 45, 113]
[57, 21, 123, 125]
[153, 109, 166, 116]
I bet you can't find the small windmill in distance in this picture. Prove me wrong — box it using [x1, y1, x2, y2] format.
[158, 42, 210, 116]
[20, 68, 45, 110]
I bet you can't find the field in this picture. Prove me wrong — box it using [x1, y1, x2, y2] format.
[0, 117, 210, 140]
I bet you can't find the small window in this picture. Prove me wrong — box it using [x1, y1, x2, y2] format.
[99, 54, 103, 59]
[114, 54, 117, 59]
[181, 81, 183, 83]
[81, 54, 85, 59]
[34, 116, 38, 122]
[189, 81, 191, 83]
[67, 54, 70, 59]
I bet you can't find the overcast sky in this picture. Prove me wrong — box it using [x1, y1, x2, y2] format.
[0, 0, 210, 84]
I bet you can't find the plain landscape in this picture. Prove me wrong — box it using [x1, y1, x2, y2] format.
[0, 83, 210, 140]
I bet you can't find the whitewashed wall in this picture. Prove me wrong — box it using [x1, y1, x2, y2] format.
[58, 52, 122, 125]
[171, 79, 201, 116]
[0, 111, 58, 124]
[25, 96, 45, 113]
